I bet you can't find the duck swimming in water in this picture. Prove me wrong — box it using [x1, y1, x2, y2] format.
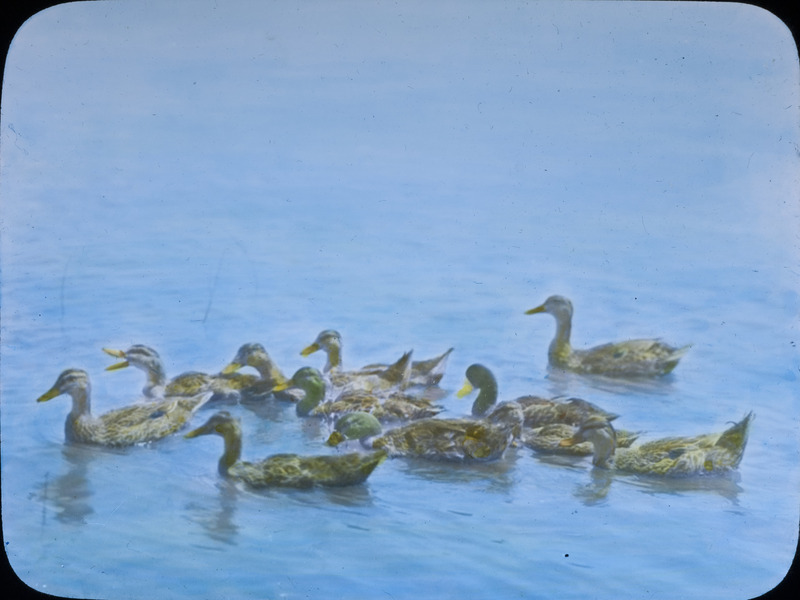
[220, 343, 301, 402]
[281, 367, 442, 422]
[522, 422, 640, 456]
[103, 344, 254, 401]
[525, 295, 690, 377]
[184, 411, 386, 488]
[560, 412, 754, 475]
[326, 364, 523, 462]
[300, 330, 413, 393]
[36, 368, 211, 446]
[362, 347, 454, 387]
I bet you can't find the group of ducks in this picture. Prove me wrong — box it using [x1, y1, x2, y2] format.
[35, 295, 754, 489]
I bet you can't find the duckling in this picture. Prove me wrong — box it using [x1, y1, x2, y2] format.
[326, 364, 523, 462]
[525, 295, 690, 377]
[299, 329, 414, 392]
[560, 412, 754, 475]
[184, 411, 386, 488]
[281, 367, 442, 421]
[36, 368, 211, 446]
[103, 345, 255, 401]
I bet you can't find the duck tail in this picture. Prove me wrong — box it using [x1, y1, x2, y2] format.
[715, 411, 755, 467]
[661, 344, 692, 374]
[382, 350, 414, 386]
[333, 450, 388, 486]
[414, 347, 454, 379]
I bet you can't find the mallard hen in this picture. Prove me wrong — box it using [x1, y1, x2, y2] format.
[103, 345, 254, 401]
[299, 329, 416, 392]
[525, 295, 690, 377]
[184, 411, 386, 488]
[36, 368, 210, 446]
[560, 412, 754, 475]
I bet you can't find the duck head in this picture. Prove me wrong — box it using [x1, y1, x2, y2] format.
[560, 414, 617, 468]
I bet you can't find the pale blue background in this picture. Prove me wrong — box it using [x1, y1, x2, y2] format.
[1, 2, 799, 599]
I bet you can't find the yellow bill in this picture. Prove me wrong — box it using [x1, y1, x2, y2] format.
[36, 387, 60, 403]
[455, 379, 474, 398]
[103, 348, 130, 371]
[221, 362, 242, 375]
[525, 304, 546, 315]
[300, 342, 320, 357]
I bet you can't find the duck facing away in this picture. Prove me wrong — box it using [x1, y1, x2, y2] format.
[560, 412, 754, 475]
[525, 295, 690, 377]
[184, 411, 386, 488]
[326, 364, 523, 462]
[36, 368, 211, 446]
[103, 344, 256, 401]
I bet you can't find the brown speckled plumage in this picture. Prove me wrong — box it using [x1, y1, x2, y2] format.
[526, 295, 690, 377]
[184, 411, 386, 488]
[562, 412, 754, 475]
[36, 368, 210, 446]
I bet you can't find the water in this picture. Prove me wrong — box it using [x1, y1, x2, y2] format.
[1, 1, 799, 599]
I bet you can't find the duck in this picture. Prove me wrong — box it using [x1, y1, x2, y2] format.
[281, 367, 442, 422]
[299, 329, 427, 392]
[559, 412, 755, 475]
[220, 343, 301, 402]
[184, 411, 387, 488]
[522, 423, 640, 456]
[525, 295, 690, 377]
[103, 344, 255, 401]
[36, 368, 211, 446]
[363, 347, 454, 387]
[514, 394, 619, 429]
[326, 364, 523, 462]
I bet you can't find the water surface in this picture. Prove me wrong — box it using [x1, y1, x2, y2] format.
[1, 2, 798, 599]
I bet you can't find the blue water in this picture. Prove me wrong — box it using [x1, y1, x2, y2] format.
[2, 2, 799, 599]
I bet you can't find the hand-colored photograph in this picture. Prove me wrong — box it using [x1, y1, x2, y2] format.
[1, 1, 798, 599]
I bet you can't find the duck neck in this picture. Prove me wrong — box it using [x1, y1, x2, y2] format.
[252, 353, 286, 385]
[548, 313, 573, 364]
[218, 424, 243, 476]
[296, 379, 326, 416]
[146, 362, 168, 392]
[472, 379, 498, 416]
[65, 384, 92, 441]
[586, 426, 616, 468]
[325, 345, 342, 373]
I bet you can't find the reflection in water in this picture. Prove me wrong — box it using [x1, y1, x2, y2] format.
[185, 480, 240, 546]
[573, 468, 614, 506]
[298, 416, 326, 443]
[185, 475, 378, 545]
[545, 368, 678, 398]
[239, 398, 294, 423]
[318, 483, 375, 507]
[394, 450, 519, 494]
[626, 471, 744, 503]
[36, 444, 98, 525]
[572, 467, 744, 506]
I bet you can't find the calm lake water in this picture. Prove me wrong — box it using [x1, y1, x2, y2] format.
[1, 2, 799, 599]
